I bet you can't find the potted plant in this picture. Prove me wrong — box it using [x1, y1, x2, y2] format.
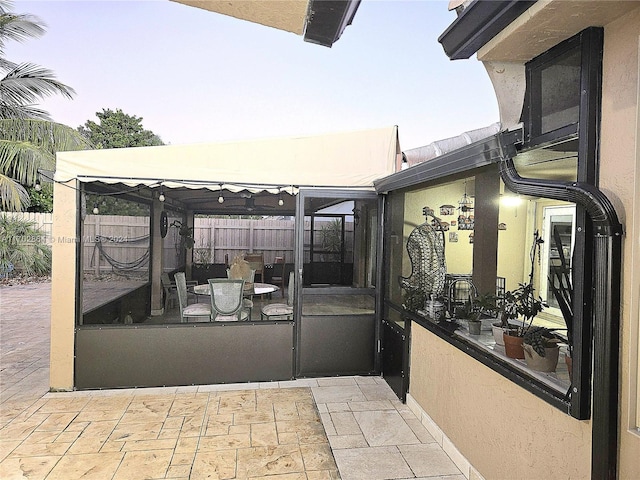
[453, 293, 498, 335]
[170, 220, 195, 250]
[455, 296, 482, 334]
[522, 326, 561, 371]
[500, 282, 546, 358]
[499, 231, 546, 358]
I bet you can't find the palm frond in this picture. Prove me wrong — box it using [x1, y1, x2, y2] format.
[0, 7, 46, 54]
[0, 172, 29, 210]
[0, 118, 92, 153]
[0, 103, 50, 120]
[0, 138, 53, 183]
[0, 63, 75, 108]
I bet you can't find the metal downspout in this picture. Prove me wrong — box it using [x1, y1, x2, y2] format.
[497, 148, 623, 480]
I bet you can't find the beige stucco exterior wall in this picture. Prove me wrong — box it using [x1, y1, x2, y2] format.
[49, 181, 78, 390]
[599, 7, 640, 477]
[408, 5, 640, 479]
[409, 326, 591, 479]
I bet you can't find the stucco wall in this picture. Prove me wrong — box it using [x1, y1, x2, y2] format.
[409, 325, 591, 479]
[49, 181, 78, 390]
[599, 7, 640, 478]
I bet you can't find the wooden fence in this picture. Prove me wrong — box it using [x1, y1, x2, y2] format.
[193, 218, 295, 265]
[6, 213, 352, 274]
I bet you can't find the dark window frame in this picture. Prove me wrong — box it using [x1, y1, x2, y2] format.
[379, 28, 604, 419]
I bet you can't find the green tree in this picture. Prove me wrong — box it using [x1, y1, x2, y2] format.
[78, 108, 164, 149]
[0, 0, 91, 211]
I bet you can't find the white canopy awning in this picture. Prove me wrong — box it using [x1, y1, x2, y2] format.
[55, 126, 401, 193]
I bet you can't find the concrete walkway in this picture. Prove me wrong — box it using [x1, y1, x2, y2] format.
[0, 282, 464, 480]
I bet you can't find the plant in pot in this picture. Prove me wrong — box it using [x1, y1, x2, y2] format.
[455, 296, 482, 335]
[522, 326, 561, 371]
[501, 282, 546, 359]
[170, 220, 195, 250]
[499, 230, 546, 359]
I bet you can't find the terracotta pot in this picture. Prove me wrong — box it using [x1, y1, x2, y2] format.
[492, 323, 518, 346]
[565, 353, 573, 382]
[523, 344, 559, 372]
[503, 331, 525, 359]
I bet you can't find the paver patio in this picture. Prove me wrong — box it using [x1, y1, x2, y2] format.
[0, 282, 465, 480]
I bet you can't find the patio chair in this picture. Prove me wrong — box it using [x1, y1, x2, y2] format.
[261, 271, 294, 320]
[208, 279, 250, 321]
[162, 272, 197, 310]
[244, 253, 264, 282]
[270, 256, 286, 298]
[175, 272, 212, 322]
[161, 273, 178, 311]
[227, 268, 256, 317]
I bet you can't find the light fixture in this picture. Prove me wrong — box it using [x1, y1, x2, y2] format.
[34, 179, 42, 191]
[92, 203, 99, 215]
[278, 188, 284, 206]
[500, 194, 522, 207]
[158, 184, 165, 202]
[218, 184, 224, 204]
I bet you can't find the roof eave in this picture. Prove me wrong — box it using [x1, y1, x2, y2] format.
[304, 0, 361, 47]
[438, 0, 537, 60]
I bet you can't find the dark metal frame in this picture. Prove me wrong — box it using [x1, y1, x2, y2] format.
[438, 0, 537, 60]
[294, 189, 383, 378]
[304, 0, 361, 47]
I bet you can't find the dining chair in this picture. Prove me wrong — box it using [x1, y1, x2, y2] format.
[261, 271, 294, 320]
[244, 253, 264, 282]
[175, 272, 212, 322]
[270, 256, 286, 298]
[227, 268, 256, 317]
[208, 279, 250, 321]
[161, 272, 178, 311]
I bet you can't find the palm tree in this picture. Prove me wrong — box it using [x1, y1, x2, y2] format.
[0, 0, 90, 211]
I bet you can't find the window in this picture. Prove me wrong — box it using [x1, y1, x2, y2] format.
[381, 28, 604, 418]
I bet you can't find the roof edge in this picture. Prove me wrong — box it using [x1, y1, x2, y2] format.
[438, 0, 536, 60]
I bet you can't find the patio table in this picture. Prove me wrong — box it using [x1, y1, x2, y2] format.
[193, 282, 280, 298]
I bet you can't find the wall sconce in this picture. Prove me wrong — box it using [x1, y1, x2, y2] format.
[92, 203, 100, 215]
[34, 179, 42, 191]
[278, 187, 284, 206]
[218, 184, 224, 204]
[158, 184, 165, 202]
[353, 208, 361, 226]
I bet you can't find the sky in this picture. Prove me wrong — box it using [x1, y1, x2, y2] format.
[5, 0, 499, 151]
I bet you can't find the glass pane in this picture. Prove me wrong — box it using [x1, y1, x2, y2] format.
[540, 47, 581, 134]
[303, 197, 376, 288]
[81, 193, 150, 323]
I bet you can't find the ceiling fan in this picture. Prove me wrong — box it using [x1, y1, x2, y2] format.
[223, 195, 275, 211]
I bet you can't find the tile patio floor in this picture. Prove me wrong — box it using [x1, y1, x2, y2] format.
[0, 282, 465, 480]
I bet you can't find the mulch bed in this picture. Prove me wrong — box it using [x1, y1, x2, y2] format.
[0, 274, 51, 287]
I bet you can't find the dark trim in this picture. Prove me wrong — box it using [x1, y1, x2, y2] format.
[498, 154, 622, 480]
[438, 0, 536, 60]
[374, 130, 521, 194]
[304, 0, 361, 47]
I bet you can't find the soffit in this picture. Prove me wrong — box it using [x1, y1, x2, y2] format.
[478, 0, 639, 62]
[170, 0, 308, 35]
